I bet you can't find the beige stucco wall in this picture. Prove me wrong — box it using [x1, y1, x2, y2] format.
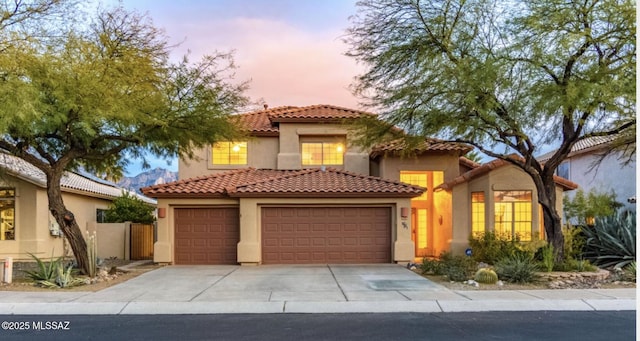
[154, 196, 415, 265]
[449, 164, 567, 255]
[178, 122, 371, 179]
[86, 222, 130, 260]
[376, 152, 461, 183]
[0, 175, 112, 261]
[179, 137, 280, 179]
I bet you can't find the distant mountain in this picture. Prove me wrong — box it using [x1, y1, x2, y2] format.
[117, 168, 178, 194]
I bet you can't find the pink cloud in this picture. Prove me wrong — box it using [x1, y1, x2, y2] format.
[165, 17, 364, 109]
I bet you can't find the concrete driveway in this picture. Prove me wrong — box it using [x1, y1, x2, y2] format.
[75, 264, 457, 304]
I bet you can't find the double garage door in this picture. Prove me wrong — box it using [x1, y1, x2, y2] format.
[174, 206, 391, 265]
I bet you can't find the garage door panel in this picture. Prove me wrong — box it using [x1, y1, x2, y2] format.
[174, 208, 239, 265]
[261, 207, 391, 264]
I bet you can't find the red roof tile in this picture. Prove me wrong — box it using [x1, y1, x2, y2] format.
[141, 169, 292, 197]
[141, 168, 425, 198]
[268, 104, 373, 123]
[436, 157, 578, 191]
[228, 168, 425, 198]
[234, 106, 297, 136]
[234, 105, 372, 136]
[370, 138, 472, 158]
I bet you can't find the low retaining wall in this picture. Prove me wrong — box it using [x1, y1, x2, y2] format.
[539, 269, 611, 289]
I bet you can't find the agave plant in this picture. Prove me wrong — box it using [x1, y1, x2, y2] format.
[581, 211, 636, 269]
[24, 251, 62, 282]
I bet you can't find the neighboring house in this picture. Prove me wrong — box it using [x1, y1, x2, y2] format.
[0, 152, 156, 261]
[142, 104, 576, 265]
[538, 135, 636, 212]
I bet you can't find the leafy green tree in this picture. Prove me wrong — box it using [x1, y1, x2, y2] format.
[0, 6, 248, 274]
[564, 189, 623, 226]
[104, 192, 155, 224]
[346, 0, 635, 261]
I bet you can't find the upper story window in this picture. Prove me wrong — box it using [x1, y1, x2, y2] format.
[0, 188, 15, 241]
[301, 140, 345, 166]
[556, 161, 570, 180]
[212, 142, 247, 165]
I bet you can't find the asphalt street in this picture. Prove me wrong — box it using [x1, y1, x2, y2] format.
[1, 311, 635, 341]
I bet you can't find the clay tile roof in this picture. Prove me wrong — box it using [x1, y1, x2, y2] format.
[268, 104, 373, 122]
[141, 168, 293, 197]
[234, 106, 297, 136]
[0, 152, 155, 204]
[370, 138, 472, 158]
[436, 157, 578, 191]
[228, 168, 425, 198]
[141, 168, 425, 198]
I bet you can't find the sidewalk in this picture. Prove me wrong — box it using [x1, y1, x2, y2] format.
[0, 263, 636, 315]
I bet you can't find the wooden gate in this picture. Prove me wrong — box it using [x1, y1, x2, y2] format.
[130, 223, 154, 260]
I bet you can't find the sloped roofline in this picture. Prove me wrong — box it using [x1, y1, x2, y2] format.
[0, 152, 156, 204]
[436, 157, 578, 191]
[142, 167, 426, 199]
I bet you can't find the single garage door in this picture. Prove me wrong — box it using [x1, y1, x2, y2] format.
[261, 207, 391, 264]
[174, 207, 239, 265]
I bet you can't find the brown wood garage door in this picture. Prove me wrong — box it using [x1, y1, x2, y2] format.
[174, 207, 239, 265]
[261, 207, 391, 264]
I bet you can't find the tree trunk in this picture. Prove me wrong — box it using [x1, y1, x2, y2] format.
[46, 173, 91, 275]
[538, 178, 565, 263]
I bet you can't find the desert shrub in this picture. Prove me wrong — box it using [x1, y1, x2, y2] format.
[625, 262, 636, 282]
[474, 268, 498, 284]
[24, 252, 62, 282]
[562, 225, 586, 261]
[24, 252, 84, 288]
[468, 232, 521, 264]
[420, 252, 476, 282]
[38, 263, 85, 289]
[539, 244, 554, 272]
[495, 252, 539, 283]
[420, 257, 442, 275]
[581, 211, 636, 269]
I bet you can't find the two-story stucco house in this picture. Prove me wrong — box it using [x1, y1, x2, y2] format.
[142, 105, 576, 265]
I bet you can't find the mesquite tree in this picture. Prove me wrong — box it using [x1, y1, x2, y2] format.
[0, 5, 248, 274]
[346, 0, 635, 261]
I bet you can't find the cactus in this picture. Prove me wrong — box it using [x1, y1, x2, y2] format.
[86, 232, 97, 277]
[474, 268, 498, 284]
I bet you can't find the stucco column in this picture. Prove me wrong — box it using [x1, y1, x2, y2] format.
[237, 199, 261, 265]
[393, 199, 415, 263]
[153, 202, 172, 263]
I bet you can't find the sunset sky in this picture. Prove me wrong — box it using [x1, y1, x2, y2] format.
[110, 0, 363, 175]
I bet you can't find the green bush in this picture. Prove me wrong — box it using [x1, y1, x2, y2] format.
[564, 189, 622, 226]
[581, 211, 636, 269]
[468, 232, 521, 264]
[104, 191, 155, 224]
[562, 225, 586, 261]
[539, 244, 554, 272]
[420, 252, 476, 282]
[495, 252, 540, 283]
[474, 268, 498, 284]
